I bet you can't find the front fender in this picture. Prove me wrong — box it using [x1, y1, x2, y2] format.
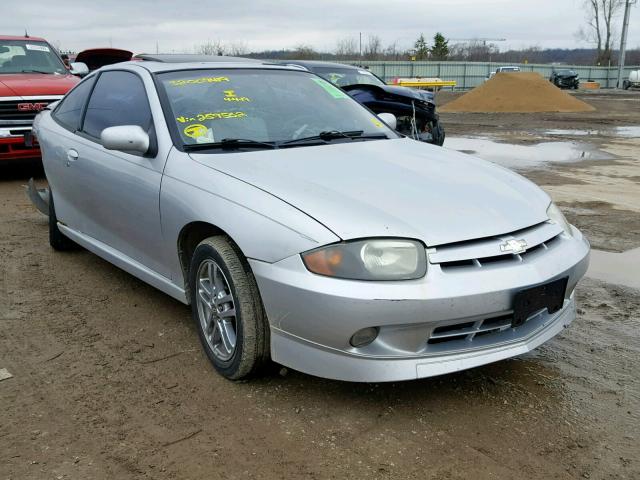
[160, 149, 340, 286]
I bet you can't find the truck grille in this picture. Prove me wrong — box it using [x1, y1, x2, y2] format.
[0, 99, 57, 123]
[428, 221, 564, 271]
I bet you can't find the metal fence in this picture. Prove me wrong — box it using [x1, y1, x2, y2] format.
[338, 60, 640, 89]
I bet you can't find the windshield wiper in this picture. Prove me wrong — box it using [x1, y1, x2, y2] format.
[184, 138, 279, 151]
[281, 130, 388, 146]
[21, 69, 52, 74]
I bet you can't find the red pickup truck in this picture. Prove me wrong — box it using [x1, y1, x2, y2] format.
[0, 35, 81, 162]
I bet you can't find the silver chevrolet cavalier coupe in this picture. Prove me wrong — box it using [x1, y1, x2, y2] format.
[33, 57, 590, 382]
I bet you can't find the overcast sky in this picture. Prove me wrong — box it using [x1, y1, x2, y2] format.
[3, 0, 639, 54]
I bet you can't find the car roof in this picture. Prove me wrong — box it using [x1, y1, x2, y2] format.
[0, 35, 47, 42]
[107, 58, 307, 74]
[276, 60, 363, 70]
[134, 54, 262, 64]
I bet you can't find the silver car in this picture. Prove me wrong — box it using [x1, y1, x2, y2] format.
[33, 59, 590, 382]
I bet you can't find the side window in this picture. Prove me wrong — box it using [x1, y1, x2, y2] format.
[52, 76, 96, 131]
[82, 71, 153, 140]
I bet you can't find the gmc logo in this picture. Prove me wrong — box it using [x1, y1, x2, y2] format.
[17, 102, 48, 112]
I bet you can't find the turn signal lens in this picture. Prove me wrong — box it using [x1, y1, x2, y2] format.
[300, 248, 344, 276]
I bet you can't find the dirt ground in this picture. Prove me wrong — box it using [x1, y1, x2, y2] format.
[1, 90, 639, 480]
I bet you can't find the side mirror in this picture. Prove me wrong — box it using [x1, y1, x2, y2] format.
[69, 62, 89, 77]
[101, 125, 150, 154]
[377, 113, 397, 130]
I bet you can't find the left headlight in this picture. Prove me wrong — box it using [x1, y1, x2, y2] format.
[301, 238, 427, 281]
[547, 202, 573, 237]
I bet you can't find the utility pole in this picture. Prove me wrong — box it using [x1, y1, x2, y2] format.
[616, 0, 634, 88]
[359, 32, 362, 64]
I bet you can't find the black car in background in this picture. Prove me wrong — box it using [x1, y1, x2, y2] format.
[280, 61, 445, 146]
[550, 69, 580, 89]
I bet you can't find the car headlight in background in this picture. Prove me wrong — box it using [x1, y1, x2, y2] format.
[547, 202, 573, 237]
[301, 239, 427, 280]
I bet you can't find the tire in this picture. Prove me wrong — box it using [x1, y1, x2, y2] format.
[48, 190, 78, 251]
[431, 120, 445, 146]
[189, 236, 269, 380]
[623, 81, 630, 90]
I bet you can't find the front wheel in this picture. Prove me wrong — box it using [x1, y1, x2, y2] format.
[189, 236, 269, 380]
[431, 119, 445, 146]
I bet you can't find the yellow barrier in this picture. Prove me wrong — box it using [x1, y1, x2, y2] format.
[391, 81, 457, 88]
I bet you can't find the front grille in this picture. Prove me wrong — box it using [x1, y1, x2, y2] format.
[0, 99, 56, 122]
[428, 314, 513, 344]
[429, 221, 564, 271]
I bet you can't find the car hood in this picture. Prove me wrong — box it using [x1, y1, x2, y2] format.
[75, 48, 133, 71]
[0, 73, 79, 97]
[343, 83, 435, 104]
[190, 138, 550, 246]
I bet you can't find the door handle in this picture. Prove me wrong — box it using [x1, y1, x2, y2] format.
[66, 149, 78, 167]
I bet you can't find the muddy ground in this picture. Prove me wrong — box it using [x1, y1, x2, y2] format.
[1, 90, 639, 479]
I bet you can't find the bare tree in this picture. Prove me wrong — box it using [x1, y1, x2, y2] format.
[383, 40, 401, 60]
[335, 37, 359, 59]
[196, 40, 226, 56]
[288, 44, 320, 60]
[363, 35, 382, 60]
[449, 41, 498, 62]
[227, 41, 249, 56]
[580, 0, 624, 64]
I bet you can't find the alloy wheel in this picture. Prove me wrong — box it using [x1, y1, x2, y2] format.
[196, 259, 237, 361]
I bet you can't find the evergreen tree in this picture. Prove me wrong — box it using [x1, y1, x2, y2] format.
[414, 34, 429, 60]
[430, 33, 449, 60]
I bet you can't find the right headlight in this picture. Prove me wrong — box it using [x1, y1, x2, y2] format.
[301, 238, 427, 281]
[547, 202, 573, 237]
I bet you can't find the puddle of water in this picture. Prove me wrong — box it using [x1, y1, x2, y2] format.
[444, 137, 610, 169]
[615, 126, 640, 138]
[587, 248, 640, 290]
[544, 126, 640, 138]
[545, 129, 593, 136]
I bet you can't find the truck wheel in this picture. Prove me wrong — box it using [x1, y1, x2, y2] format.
[49, 190, 78, 251]
[189, 236, 270, 380]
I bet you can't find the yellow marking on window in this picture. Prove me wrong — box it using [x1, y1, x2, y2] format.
[223, 89, 251, 102]
[169, 77, 230, 87]
[176, 111, 246, 123]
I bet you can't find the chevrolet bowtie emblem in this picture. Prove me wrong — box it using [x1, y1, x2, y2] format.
[500, 239, 527, 254]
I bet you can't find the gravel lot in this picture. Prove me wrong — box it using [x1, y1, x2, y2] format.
[1, 90, 639, 480]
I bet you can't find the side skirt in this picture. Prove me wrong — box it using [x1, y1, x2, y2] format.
[58, 224, 188, 304]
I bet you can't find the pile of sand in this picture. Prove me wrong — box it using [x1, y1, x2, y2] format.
[440, 72, 595, 113]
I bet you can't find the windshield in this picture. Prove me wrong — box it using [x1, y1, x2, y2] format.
[311, 67, 386, 88]
[0, 40, 67, 74]
[556, 70, 577, 76]
[157, 68, 397, 147]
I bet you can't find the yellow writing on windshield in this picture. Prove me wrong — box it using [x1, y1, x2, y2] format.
[169, 77, 230, 86]
[176, 111, 246, 123]
[223, 89, 251, 102]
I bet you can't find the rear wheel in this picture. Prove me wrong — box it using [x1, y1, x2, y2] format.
[189, 236, 269, 380]
[48, 190, 77, 251]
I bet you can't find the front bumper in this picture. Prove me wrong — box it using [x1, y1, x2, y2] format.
[0, 126, 40, 161]
[249, 228, 590, 382]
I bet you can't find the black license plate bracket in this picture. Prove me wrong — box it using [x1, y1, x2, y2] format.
[512, 277, 568, 328]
